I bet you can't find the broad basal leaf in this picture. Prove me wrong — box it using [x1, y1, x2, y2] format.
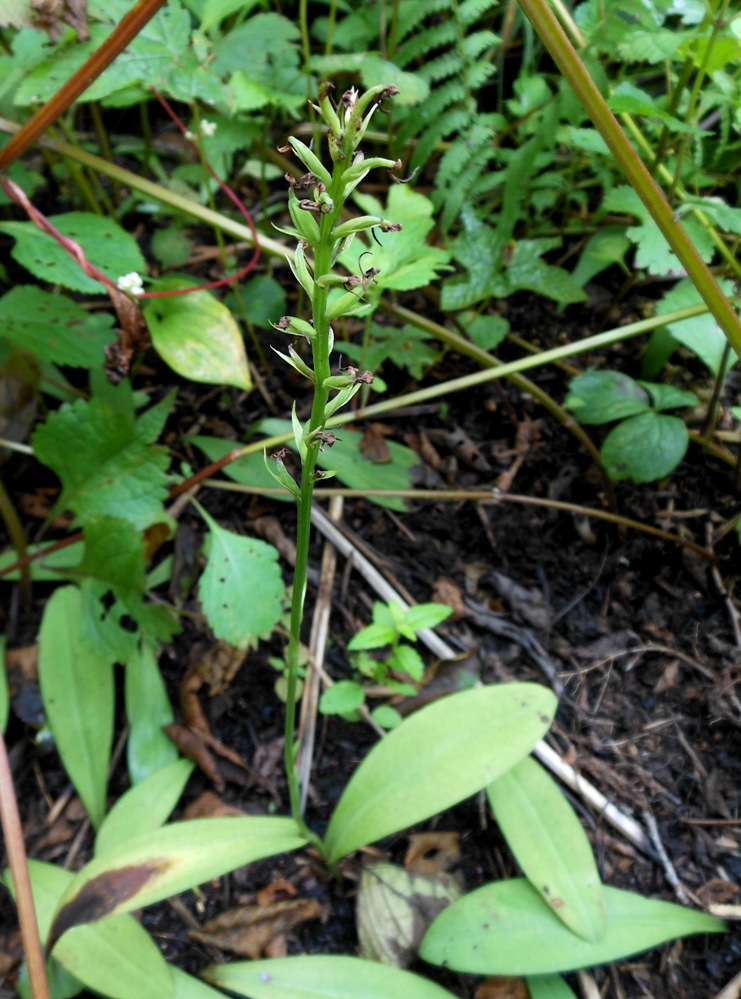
[125, 642, 179, 785]
[0, 213, 146, 294]
[38, 586, 115, 829]
[487, 756, 606, 942]
[49, 817, 307, 947]
[143, 279, 251, 392]
[78, 516, 147, 593]
[420, 879, 725, 975]
[202, 955, 458, 999]
[95, 759, 194, 857]
[323, 684, 556, 864]
[197, 504, 285, 649]
[0, 287, 115, 367]
[527, 974, 578, 999]
[6, 860, 173, 999]
[32, 396, 170, 529]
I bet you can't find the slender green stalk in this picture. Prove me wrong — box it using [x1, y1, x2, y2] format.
[517, 0, 741, 361]
[271, 85, 402, 832]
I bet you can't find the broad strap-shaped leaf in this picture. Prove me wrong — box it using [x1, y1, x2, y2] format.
[323, 684, 557, 864]
[95, 759, 194, 857]
[5, 861, 173, 999]
[125, 642, 179, 785]
[420, 879, 725, 976]
[38, 586, 115, 829]
[487, 756, 606, 942]
[196, 503, 285, 649]
[202, 955, 458, 999]
[171, 965, 227, 999]
[48, 817, 307, 948]
[143, 279, 251, 391]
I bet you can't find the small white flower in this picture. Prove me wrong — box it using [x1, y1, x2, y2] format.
[184, 129, 196, 142]
[200, 119, 217, 137]
[117, 272, 144, 296]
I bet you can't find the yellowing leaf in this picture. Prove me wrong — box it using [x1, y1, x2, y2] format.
[144, 280, 251, 391]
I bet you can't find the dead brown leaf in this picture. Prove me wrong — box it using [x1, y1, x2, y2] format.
[405, 832, 462, 882]
[0, 929, 23, 977]
[426, 427, 491, 472]
[489, 571, 550, 631]
[360, 423, 392, 464]
[196, 641, 248, 697]
[475, 977, 530, 999]
[251, 515, 296, 566]
[188, 898, 324, 959]
[29, 0, 88, 41]
[431, 578, 467, 620]
[182, 791, 247, 820]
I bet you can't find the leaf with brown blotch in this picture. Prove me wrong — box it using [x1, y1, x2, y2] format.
[163, 722, 253, 793]
[189, 898, 325, 959]
[47, 816, 308, 949]
[475, 978, 530, 999]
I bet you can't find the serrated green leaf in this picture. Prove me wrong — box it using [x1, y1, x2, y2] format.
[564, 371, 650, 425]
[392, 644, 425, 680]
[79, 580, 139, 664]
[38, 586, 114, 829]
[77, 516, 146, 592]
[0, 213, 146, 294]
[49, 817, 307, 942]
[319, 680, 365, 715]
[323, 684, 556, 863]
[403, 603, 453, 632]
[0, 287, 115, 367]
[420, 879, 725, 975]
[96, 759, 194, 857]
[487, 756, 605, 941]
[143, 280, 251, 392]
[5, 860, 174, 999]
[202, 955, 458, 999]
[197, 504, 284, 649]
[654, 278, 736, 376]
[125, 643, 179, 785]
[32, 397, 170, 530]
[348, 623, 398, 650]
[601, 411, 688, 482]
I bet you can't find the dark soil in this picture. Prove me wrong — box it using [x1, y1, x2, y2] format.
[2, 287, 741, 999]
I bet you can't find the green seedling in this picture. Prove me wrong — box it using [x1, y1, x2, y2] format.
[565, 370, 698, 482]
[320, 601, 453, 729]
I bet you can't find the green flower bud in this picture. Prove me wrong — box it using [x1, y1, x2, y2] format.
[286, 137, 333, 187]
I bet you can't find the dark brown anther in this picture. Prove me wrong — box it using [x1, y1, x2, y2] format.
[298, 199, 322, 213]
[390, 163, 419, 185]
[355, 369, 374, 385]
[316, 432, 340, 450]
[314, 469, 327, 480]
[271, 448, 290, 461]
[276, 316, 291, 331]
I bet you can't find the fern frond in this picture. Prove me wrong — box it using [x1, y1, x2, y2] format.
[459, 0, 500, 28]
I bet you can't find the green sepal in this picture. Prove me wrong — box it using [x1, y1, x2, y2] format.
[286, 137, 333, 187]
[273, 316, 317, 340]
[324, 383, 361, 418]
[263, 449, 300, 498]
[288, 190, 321, 246]
[332, 216, 385, 240]
[286, 244, 315, 298]
[291, 402, 308, 462]
[270, 346, 316, 384]
[316, 273, 352, 289]
[326, 290, 365, 322]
